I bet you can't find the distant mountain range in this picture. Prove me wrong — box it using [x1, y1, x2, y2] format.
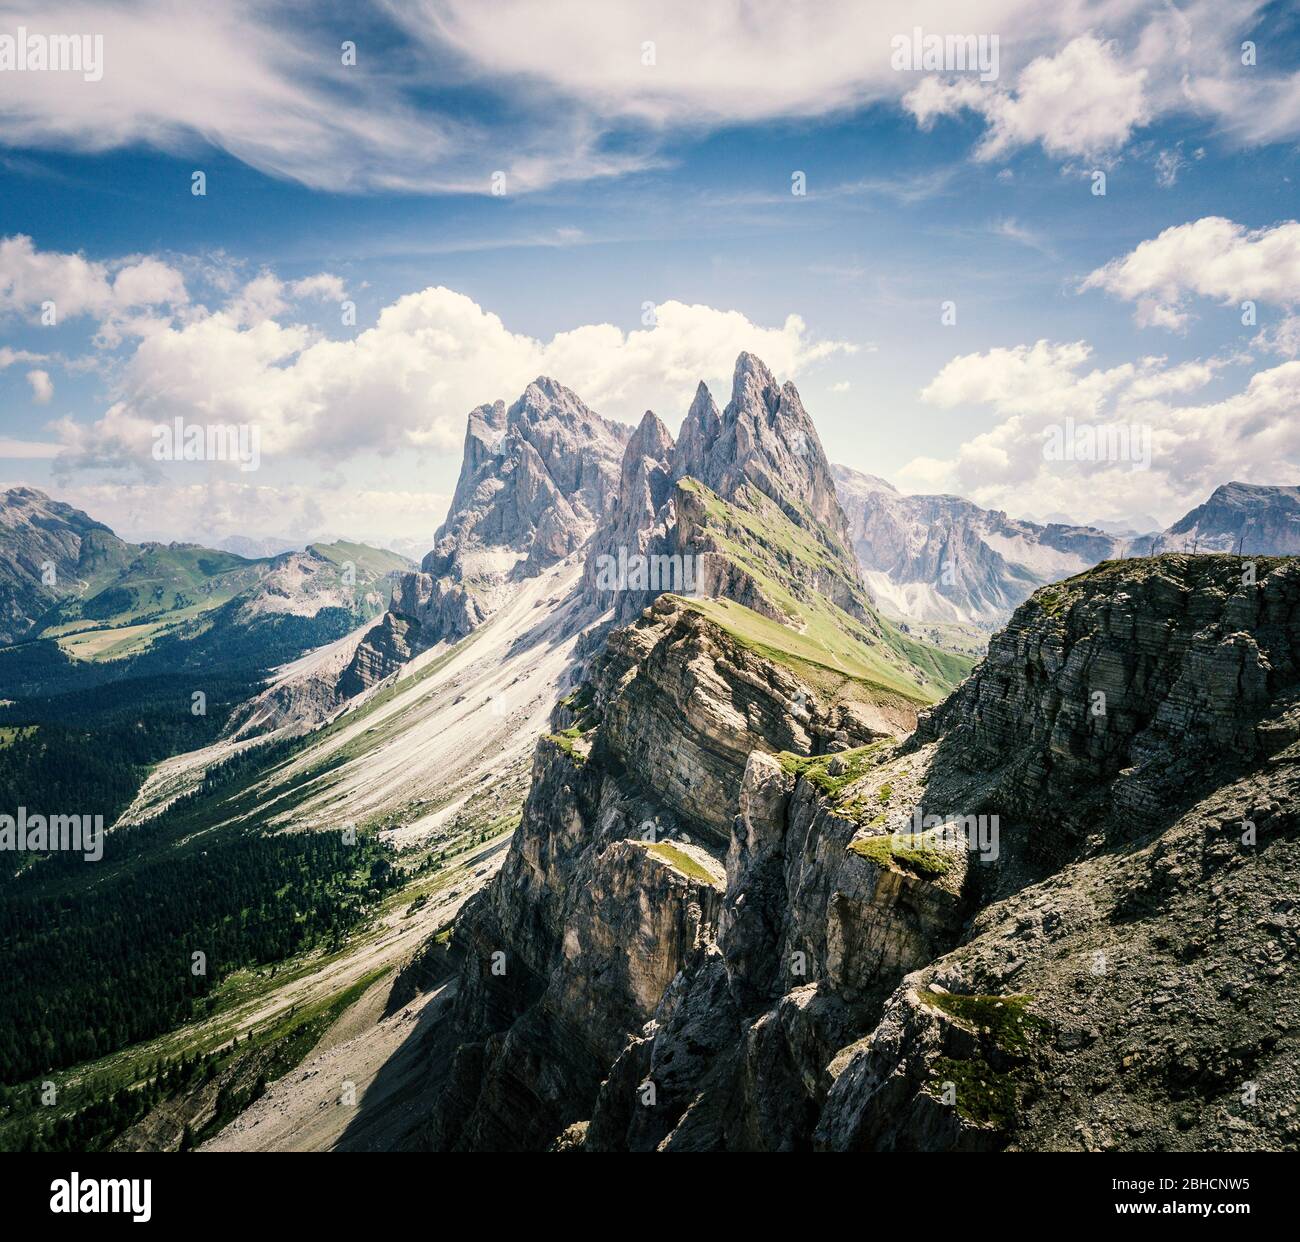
[0, 485, 413, 678]
[834, 470, 1300, 630]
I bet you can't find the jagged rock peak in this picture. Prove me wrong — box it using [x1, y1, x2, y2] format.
[696, 351, 849, 540]
[627, 410, 674, 462]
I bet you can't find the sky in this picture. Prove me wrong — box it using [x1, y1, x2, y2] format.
[1, 0, 1299, 553]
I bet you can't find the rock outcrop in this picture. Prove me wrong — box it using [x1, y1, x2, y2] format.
[424, 554, 1300, 1151]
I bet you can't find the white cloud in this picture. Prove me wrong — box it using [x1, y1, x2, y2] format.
[0, 233, 187, 322]
[26, 369, 53, 404]
[1082, 216, 1300, 329]
[51, 284, 853, 471]
[4, 2, 1296, 191]
[0, 346, 46, 369]
[1255, 314, 1300, 359]
[290, 273, 347, 303]
[902, 339, 1300, 526]
[0, 438, 60, 459]
[905, 35, 1151, 160]
[0, 0, 651, 194]
[1154, 146, 1184, 188]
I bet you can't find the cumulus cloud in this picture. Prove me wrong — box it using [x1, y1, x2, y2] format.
[900, 339, 1299, 526]
[1082, 216, 1300, 330]
[25, 369, 53, 404]
[51, 285, 853, 472]
[905, 35, 1151, 161]
[0, 233, 187, 323]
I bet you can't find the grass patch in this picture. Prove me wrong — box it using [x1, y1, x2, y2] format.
[545, 731, 588, 763]
[643, 841, 721, 887]
[931, 1056, 1019, 1129]
[776, 741, 888, 798]
[849, 833, 951, 881]
[918, 991, 1046, 1056]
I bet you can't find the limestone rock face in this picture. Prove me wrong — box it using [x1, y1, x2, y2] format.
[916, 555, 1300, 838]
[422, 553, 1300, 1152]
[1151, 481, 1300, 556]
[426, 379, 629, 586]
[424, 598, 899, 1149]
[833, 463, 1126, 629]
[342, 379, 630, 690]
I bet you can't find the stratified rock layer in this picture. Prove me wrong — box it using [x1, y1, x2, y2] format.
[426, 555, 1300, 1152]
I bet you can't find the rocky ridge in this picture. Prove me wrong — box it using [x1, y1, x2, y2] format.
[425, 553, 1300, 1151]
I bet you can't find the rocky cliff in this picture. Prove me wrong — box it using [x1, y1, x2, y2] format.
[1150, 481, 1300, 556]
[425, 553, 1300, 1151]
[342, 378, 630, 689]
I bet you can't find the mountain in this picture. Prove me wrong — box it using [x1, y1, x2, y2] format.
[835, 471, 1300, 635]
[0, 489, 413, 699]
[1149, 482, 1300, 556]
[0, 486, 132, 644]
[340, 378, 629, 692]
[833, 465, 1126, 630]
[582, 354, 971, 708]
[424, 552, 1300, 1152]
[9, 356, 1299, 1157]
[215, 534, 300, 559]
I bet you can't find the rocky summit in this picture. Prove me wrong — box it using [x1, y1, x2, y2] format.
[341, 377, 629, 690]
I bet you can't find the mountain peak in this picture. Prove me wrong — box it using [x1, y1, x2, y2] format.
[629, 410, 674, 460]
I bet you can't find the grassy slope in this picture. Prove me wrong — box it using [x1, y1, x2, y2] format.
[676, 477, 973, 702]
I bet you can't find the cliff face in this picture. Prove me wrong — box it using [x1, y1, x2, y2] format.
[427, 554, 1300, 1151]
[342, 378, 629, 690]
[427, 596, 894, 1150]
[1151, 481, 1300, 556]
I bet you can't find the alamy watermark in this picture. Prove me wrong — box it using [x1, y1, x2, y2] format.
[0, 808, 103, 862]
[593, 548, 696, 594]
[1043, 417, 1151, 472]
[891, 27, 999, 82]
[0, 27, 103, 81]
[892, 807, 1000, 862]
[153, 417, 261, 472]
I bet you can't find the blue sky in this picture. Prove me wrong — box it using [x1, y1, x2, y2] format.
[1, 0, 1299, 551]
